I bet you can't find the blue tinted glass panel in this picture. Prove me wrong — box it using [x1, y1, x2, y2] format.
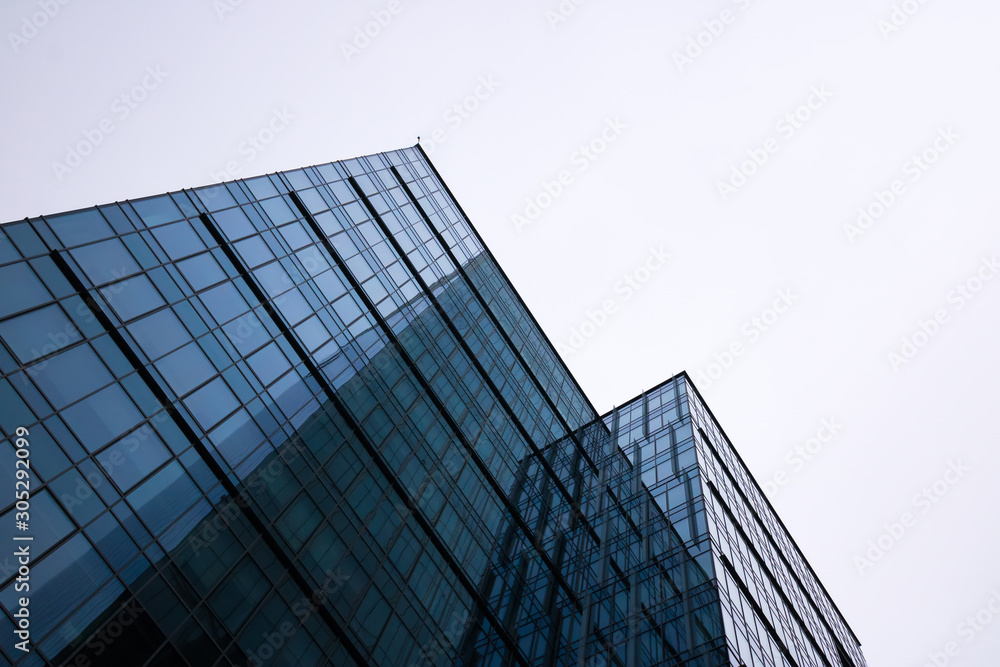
[274, 288, 311, 325]
[177, 252, 226, 290]
[127, 461, 198, 536]
[156, 342, 215, 396]
[260, 197, 296, 225]
[184, 377, 238, 430]
[31, 255, 75, 299]
[268, 372, 310, 418]
[245, 176, 279, 200]
[46, 209, 114, 247]
[234, 236, 273, 267]
[62, 384, 143, 452]
[4, 222, 46, 259]
[199, 282, 249, 325]
[0, 263, 51, 318]
[71, 239, 140, 285]
[222, 312, 270, 352]
[294, 316, 330, 352]
[152, 221, 205, 261]
[103, 274, 166, 322]
[127, 309, 190, 360]
[0, 304, 83, 365]
[247, 343, 291, 387]
[332, 294, 363, 325]
[97, 429, 171, 492]
[29, 343, 114, 409]
[0, 228, 22, 263]
[254, 263, 292, 298]
[208, 408, 265, 468]
[131, 195, 184, 227]
[280, 222, 311, 250]
[85, 512, 140, 571]
[315, 270, 347, 302]
[26, 424, 71, 482]
[48, 468, 106, 524]
[196, 184, 237, 211]
[98, 204, 134, 235]
[213, 208, 255, 240]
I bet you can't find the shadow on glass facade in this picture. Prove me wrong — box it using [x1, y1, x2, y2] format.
[0, 146, 865, 666]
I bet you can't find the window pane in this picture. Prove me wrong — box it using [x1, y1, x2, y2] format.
[222, 311, 270, 352]
[103, 274, 166, 322]
[127, 309, 190, 360]
[208, 408, 265, 468]
[62, 384, 144, 452]
[280, 222, 311, 251]
[245, 176, 278, 200]
[97, 428, 172, 492]
[213, 207, 255, 240]
[184, 377, 238, 430]
[131, 195, 184, 227]
[234, 236, 273, 268]
[247, 343, 291, 387]
[207, 556, 270, 634]
[71, 238, 141, 285]
[49, 468, 106, 524]
[85, 512, 140, 571]
[254, 263, 292, 298]
[0, 304, 83, 365]
[152, 221, 205, 261]
[294, 315, 330, 352]
[260, 197, 296, 225]
[29, 343, 114, 409]
[0, 262, 51, 318]
[46, 209, 114, 247]
[156, 342, 215, 396]
[195, 184, 237, 211]
[127, 461, 198, 536]
[177, 252, 226, 290]
[199, 282, 249, 326]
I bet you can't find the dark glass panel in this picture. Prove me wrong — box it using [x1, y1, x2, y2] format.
[62, 384, 144, 453]
[0, 262, 51, 318]
[70, 238, 141, 286]
[0, 303, 82, 365]
[131, 195, 184, 227]
[152, 220, 206, 261]
[155, 342, 215, 397]
[97, 428, 172, 493]
[127, 308, 191, 361]
[127, 461, 199, 536]
[5, 222, 48, 258]
[49, 468, 106, 525]
[199, 281, 250, 326]
[102, 274, 166, 322]
[177, 251, 227, 290]
[28, 343, 114, 410]
[184, 377, 239, 431]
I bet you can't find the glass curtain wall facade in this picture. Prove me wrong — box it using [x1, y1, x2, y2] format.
[0, 145, 865, 666]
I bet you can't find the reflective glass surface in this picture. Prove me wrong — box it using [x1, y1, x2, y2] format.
[0, 147, 865, 666]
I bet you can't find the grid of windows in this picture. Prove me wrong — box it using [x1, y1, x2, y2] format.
[0, 146, 864, 666]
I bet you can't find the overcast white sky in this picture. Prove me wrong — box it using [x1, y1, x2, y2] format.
[2, 1, 999, 664]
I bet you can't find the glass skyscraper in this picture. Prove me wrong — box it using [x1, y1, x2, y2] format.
[0, 145, 866, 666]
